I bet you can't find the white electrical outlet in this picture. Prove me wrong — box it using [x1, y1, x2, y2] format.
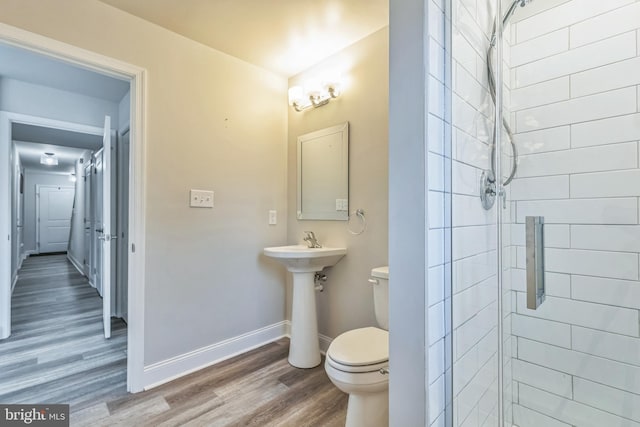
[269, 210, 277, 225]
[335, 199, 348, 211]
[190, 189, 214, 208]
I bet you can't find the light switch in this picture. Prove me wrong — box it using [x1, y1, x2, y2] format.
[335, 199, 348, 211]
[269, 210, 277, 225]
[190, 189, 214, 208]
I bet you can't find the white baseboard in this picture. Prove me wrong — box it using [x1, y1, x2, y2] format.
[319, 332, 333, 355]
[67, 252, 85, 276]
[11, 274, 18, 293]
[143, 321, 289, 390]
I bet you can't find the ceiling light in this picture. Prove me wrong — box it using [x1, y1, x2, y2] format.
[288, 76, 342, 112]
[40, 152, 58, 166]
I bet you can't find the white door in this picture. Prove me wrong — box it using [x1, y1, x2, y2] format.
[37, 186, 74, 253]
[101, 116, 112, 339]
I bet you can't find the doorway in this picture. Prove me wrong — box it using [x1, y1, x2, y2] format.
[0, 23, 147, 392]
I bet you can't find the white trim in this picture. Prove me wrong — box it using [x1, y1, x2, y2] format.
[143, 321, 289, 390]
[11, 274, 17, 293]
[0, 22, 147, 393]
[319, 332, 333, 355]
[67, 252, 85, 277]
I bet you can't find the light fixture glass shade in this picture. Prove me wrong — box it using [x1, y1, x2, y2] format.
[40, 154, 58, 165]
[304, 79, 322, 97]
[288, 86, 304, 106]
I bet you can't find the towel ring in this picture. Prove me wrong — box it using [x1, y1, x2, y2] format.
[347, 209, 367, 235]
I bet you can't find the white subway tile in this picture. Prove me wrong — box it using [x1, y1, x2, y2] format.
[511, 269, 571, 297]
[510, 175, 569, 200]
[571, 170, 640, 198]
[511, 28, 569, 67]
[429, 191, 445, 230]
[519, 383, 640, 427]
[428, 114, 445, 155]
[513, 359, 572, 398]
[453, 225, 497, 260]
[453, 94, 479, 136]
[511, 77, 570, 112]
[571, 113, 640, 148]
[572, 326, 640, 367]
[515, 32, 636, 88]
[455, 302, 497, 358]
[452, 161, 478, 196]
[515, 126, 570, 155]
[572, 275, 640, 310]
[429, 228, 444, 267]
[570, 2, 640, 49]
[511, 224, 570, 248]
[515, 0, 635, 43]
[430, 37, 445, 83]
[453, 276, 496, 328]
[545, 248, 639, 281]
[429, 339, 445, 384]
[429, 153, 445, 192]
[512, 313, 572, 348]
[516, 293, 640, 336]
[429, 300, 445, 346]
[453, 34, 479, 79]
[517, 142, 637, 178]
[513, 404, 572, 427]
[454, 129, 490, 169]
[429, 374, 446, 425]
[456, 63, 491, 119]
[453, 251, 496, 294]
[454, 340, 479, 396]
[515, 87, 637, 132]
[457, 355, 497, 426]
[429, 265, 445, 307]
[429, 0, 445, 45]
[571, 56, 640, 99]
[453, 194, 494, 227]
[516, 198, 638, 225]
[430, 75, 446, 118]
[571, 225, 640, 253]
[574, 377, 640, 423]
[519, 338, 640, 395]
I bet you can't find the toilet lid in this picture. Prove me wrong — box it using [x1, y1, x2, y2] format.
[327, 327, 389, 366]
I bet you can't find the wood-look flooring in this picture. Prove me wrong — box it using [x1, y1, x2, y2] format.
[2, 254, 348, 426]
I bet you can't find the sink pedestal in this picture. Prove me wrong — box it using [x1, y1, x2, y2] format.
[289, 271, 321, 368]
[263, 245, 346, 369]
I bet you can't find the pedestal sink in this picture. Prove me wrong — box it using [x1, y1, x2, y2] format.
[264, 245, 346, 368]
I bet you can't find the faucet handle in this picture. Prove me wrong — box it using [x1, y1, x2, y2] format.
[304, 231, 316, 239]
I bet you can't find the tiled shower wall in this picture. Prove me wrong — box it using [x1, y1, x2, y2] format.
[508, 1, 640, 426]
[428, 0, 508, 425]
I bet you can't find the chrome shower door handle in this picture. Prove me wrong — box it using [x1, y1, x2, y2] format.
[526, 216, 546, 310]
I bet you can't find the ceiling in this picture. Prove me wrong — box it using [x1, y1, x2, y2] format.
[15, 140, 90, 175]
[98, 0, 389, 77]
[0, 42, 130, 102]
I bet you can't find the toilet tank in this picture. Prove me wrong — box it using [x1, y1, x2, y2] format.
[370, 266, 389, 330]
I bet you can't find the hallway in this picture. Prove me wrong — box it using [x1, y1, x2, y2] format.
[0, 254, 128, 409]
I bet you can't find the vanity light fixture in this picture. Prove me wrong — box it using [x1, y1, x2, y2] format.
[288, 77, 342, 112]
[40, 152, 58, 166]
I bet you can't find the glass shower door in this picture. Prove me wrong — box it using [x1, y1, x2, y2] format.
[450, 0, 640, 426]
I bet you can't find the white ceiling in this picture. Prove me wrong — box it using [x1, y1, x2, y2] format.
[15, 140, 90, 175]
[0, 42, 130, 102]
[98, 0, 389, 77]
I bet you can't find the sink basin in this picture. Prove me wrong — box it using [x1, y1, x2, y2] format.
[264, 245, 346, 272]
[264, 244, 347, 368]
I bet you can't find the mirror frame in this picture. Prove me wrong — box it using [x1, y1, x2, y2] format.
[297, 122, 349, 220]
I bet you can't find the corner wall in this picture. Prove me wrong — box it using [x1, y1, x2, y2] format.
[286, 28, 389, 340]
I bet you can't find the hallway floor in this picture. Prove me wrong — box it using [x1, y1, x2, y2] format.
[2, 254, 348, 426]
[0, 253, 128, 409]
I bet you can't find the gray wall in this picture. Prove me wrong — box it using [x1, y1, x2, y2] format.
[287, 27, 389, 341]
[0, 78, 119, 128]
[0, 0, 289, 367]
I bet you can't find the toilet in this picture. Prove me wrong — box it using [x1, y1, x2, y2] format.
[325, 266, 389, 427]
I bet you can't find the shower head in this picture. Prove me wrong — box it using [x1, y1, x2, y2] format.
[503, 0, 533, 27]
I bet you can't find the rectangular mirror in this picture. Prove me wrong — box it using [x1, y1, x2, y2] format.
[297, 122, 349, 220]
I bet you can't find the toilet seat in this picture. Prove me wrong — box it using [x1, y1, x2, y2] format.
[327, 327, 389, 373]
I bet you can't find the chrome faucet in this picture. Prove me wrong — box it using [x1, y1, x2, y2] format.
[303, 231, 322, 248]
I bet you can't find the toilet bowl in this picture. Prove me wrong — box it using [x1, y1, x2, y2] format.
[325, 266, 389, 427]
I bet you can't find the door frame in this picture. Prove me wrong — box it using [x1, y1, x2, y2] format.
[0, 23, 147, 393]
[35, 184, 75, 254]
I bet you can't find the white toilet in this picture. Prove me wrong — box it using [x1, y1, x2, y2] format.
[325, 266, 389, 427]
